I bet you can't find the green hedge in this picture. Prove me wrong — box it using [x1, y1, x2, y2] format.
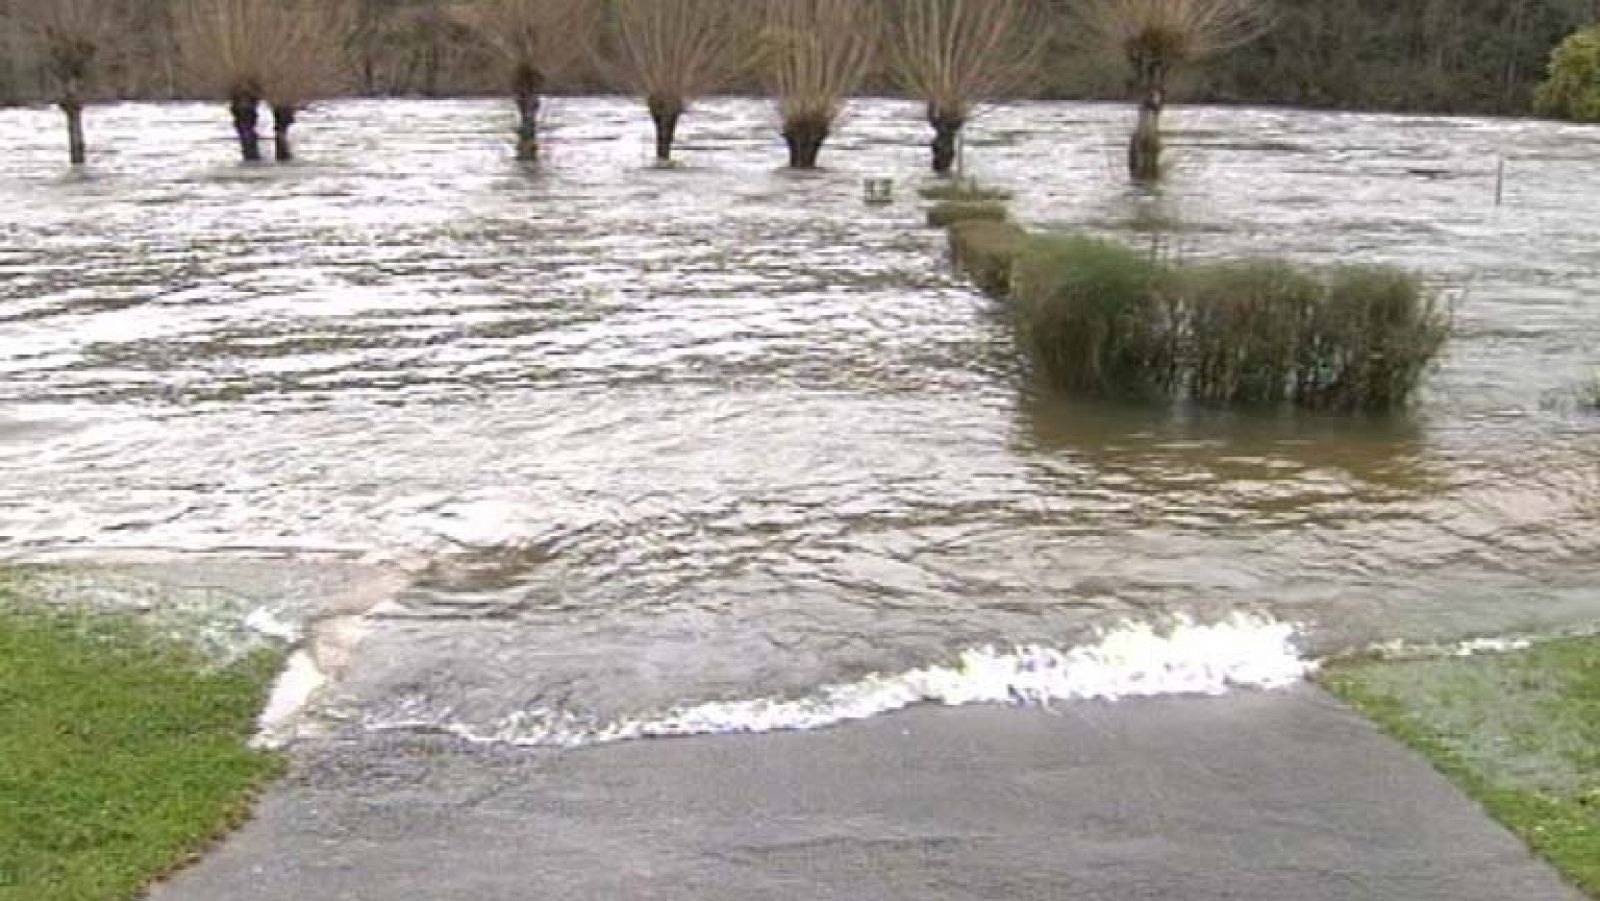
[949, 220, 1029, 298]
[1007, 234, 1450, 412]
[927, 201, 1009, 229]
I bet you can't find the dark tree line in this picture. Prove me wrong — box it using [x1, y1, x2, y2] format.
[1176, 0, 1600, 114]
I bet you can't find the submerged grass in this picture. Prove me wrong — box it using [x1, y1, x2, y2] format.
[1000, 231, 1449, 412]
[1579, 373, 1600, 412]
[1321, 639, 1600, 897]
[927, 200, 1009, 229]
[0, 579, 285, 901]
[918, 180, 1014, 203]
[948, 219, 1028, 298]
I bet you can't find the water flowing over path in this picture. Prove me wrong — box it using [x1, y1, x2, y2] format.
[1, 98, 1597, 743]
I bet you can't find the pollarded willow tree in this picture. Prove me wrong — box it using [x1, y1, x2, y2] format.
[259, 3, 350, 161]
[468, 0, 597, 162]
[1080, 0, 1270, 182]
[9, 0, 119, 165]
[177, 0, 350, 163]
[758, 0, 879, 170]
[605, 0, 744, 164]
[887, 0, 1046, 175]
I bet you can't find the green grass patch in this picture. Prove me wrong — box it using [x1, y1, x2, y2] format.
[1007, 232, 1450, 412]
[927, 200, 1009, 229]
[1322, 639, 1600, 897]
[0, 593, 285, 901]
[918, 180, 1014, 203]
[948, 219, 1029, 299]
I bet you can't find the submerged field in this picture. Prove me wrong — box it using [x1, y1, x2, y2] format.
[0, 97, 1596, 746]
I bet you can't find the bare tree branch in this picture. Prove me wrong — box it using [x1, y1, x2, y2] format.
[887, 0, 1047, 173]
[9, 0, 118, 163]
[757, 0, 879, 168]
[605, 0, 744, 162]
[176, 0, 352, 162]
[463, 0, 598, 161]
[1075, 0, 1272, 181]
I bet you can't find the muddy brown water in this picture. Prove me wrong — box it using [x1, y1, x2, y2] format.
[0, 98, 1596, 742]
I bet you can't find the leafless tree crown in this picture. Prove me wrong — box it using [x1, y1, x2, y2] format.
[1078, 0, 1271, 74]
[888, 0, 1047, 123]
[757, 0, 879, 126]
[176, 0, 351, 104]
[468, 0, 596, 90]
[10, 0, 115, 87]
[605, 0, 743, 113]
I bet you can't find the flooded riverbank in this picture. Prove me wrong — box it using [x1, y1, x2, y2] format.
[1, 97, 1596, 744]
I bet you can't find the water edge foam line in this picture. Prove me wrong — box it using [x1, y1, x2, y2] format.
[367, 613, 1314, 749]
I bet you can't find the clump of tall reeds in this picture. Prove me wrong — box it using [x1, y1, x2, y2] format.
[467, 0, 597, 162]
[176, 0, 350, 163]
[1182, 260, 1319, 404]
[756, 0, 878, 169]
[603, 0, 744, 164]
[1012, 234, 1177, 396]
[1296, 266, 1451, 411]
[1008, 233, 1450, 411]
[948, 219, 1028, 297]
[8, 0, 117, 165]
[886, 0, 1045, 174]
[927, 199, 1009, 228]
[1078, 0, 1269, 182]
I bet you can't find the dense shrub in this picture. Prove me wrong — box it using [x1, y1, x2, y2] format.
[919, 180, 1014, 203]
[1535, 26, 1600, 122]
[1181, 260, 1321, 405]
[1011, 235, 1177, 397]
[1298, 266, 1450, 411]
[927, 200, 1009, 228]
[948, 219, 1028, 297]
[1008, 233, 1450, 412]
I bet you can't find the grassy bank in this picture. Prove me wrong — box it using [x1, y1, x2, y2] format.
[0, 587, 285, 901]
[1321, 639, 1600, 897]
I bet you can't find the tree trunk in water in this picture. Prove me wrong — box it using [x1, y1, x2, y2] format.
[272, 105, 297, 162]
[649, 97, 682, 164]
[61, 88, 86, 166]
[930, 115, 963, 175]
[231, 94, 263, 163]
[1129, 87, 1163, 183]
[513, 67, 544, 163]
[782, 117, 829, 169]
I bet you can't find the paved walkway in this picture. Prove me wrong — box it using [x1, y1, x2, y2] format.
[154, 686, 1580, 901]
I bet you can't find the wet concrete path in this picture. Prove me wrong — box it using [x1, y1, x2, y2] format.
[152, 686, 1580, 901]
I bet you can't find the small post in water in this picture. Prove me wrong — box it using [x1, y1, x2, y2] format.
[1495, 156, 1505, 207]
[864, 178, 894, 206]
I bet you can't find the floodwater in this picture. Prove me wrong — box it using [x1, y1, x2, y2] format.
[0, 97, 1596, 744]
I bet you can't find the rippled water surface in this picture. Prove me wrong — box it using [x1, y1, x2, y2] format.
[2, 98, 1596, 741]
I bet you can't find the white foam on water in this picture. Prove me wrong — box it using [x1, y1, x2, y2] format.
[1361, 635, 1537, 661]
[244, 605, 302, 643]
[253, 649, 327, 750]
[386, 613, 1313, 749]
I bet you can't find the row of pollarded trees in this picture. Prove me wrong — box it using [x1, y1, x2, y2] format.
[472, 0, 1042, 170]
[2, 0, 1271, 180]
[483, 0, 1269, 177]
[4, 0, 347, 164]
